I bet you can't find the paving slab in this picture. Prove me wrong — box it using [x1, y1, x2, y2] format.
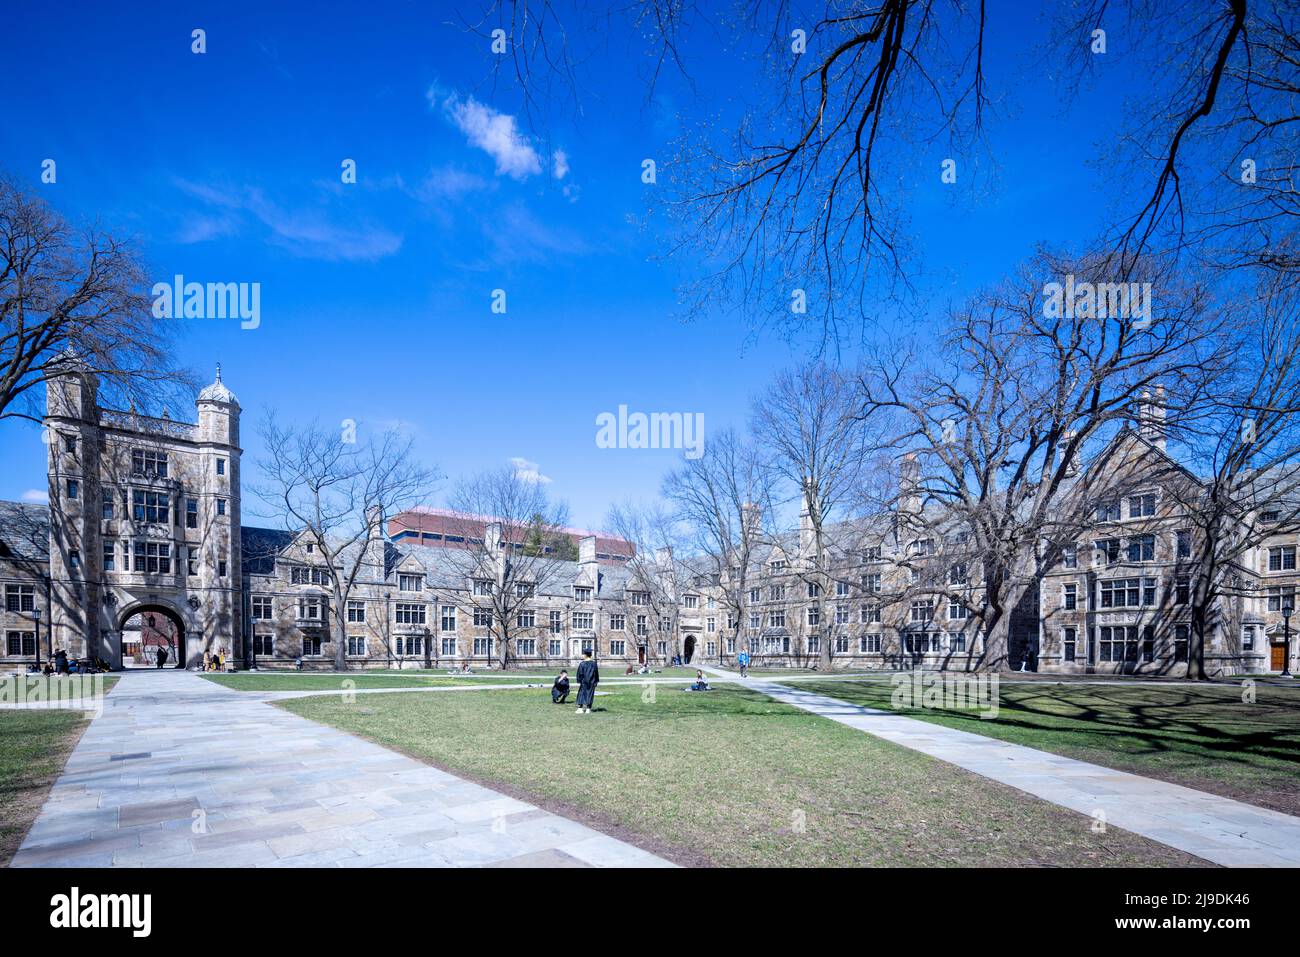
[12, 669, 672, 868]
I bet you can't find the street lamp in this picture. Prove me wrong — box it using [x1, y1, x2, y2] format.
[33, 608, 41, 671]
[1283, 602, 1294, 678]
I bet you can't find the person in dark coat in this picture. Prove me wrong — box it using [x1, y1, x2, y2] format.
[575, 650, 599, 714]
[156, 646, 168, 669]
[551, 670, 570, 704]
[54, 648, 69, 675]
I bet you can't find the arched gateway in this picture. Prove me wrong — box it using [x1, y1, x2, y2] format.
[116, 603, 189, 669]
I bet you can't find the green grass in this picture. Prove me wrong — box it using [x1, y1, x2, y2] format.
[795, 677, 1300, 817]
[280, 683, 1202, 867]
[0, 676, 117, 866]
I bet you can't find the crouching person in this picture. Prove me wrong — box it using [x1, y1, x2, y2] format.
[551, 670, 570, 704]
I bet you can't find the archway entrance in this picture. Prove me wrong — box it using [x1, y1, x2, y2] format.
[119, 605, 186, 669]
[683, 634, 696, 664]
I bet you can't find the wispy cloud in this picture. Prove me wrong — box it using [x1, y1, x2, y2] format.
[175, 213, 240, 244]
[21, 489, 48, 504]
[552, 149, 569, 180]
[484, 203, 591, 265]
[416, 165, 492, 201]
[176, 180, 403, 262]
[430, 88, 543, 181]
[510, 456, 552, 485]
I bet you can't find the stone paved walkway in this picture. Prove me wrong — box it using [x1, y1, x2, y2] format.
[12, 670, 671, 868]
[699, 666, 1300, 867]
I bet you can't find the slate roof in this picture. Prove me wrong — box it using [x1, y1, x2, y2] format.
[0, 501, 50, 563]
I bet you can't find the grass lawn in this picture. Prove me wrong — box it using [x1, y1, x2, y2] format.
[796, 678, 1300, 817]
[0, 676, 117, 866]
[280, 683, 1203, 867]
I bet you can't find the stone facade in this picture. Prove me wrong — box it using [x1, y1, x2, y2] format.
[1, 363, 1297, 675]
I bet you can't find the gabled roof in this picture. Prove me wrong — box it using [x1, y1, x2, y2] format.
[0, 502, 50, 563]
[240, 526, 295, 576]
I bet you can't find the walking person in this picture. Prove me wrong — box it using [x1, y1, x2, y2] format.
[737, 648, 750, 678]
[156, 646, 168, 669]
[575, 649, 599, 714]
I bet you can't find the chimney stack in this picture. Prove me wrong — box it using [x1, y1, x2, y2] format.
[1136, 386, 1167, 451]
[1057, 430, 1079, 478]
[579, 535, 597, 565]
[898, 453, 922, 514]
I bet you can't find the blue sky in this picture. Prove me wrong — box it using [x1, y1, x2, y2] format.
[0, 0, 1137, 528]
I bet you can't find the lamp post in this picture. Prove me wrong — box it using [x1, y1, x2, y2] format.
[1283, 602, 1294, 678]
[33, 608, 41, 671]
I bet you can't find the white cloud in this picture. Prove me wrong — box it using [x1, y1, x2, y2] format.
[484, 203, 590, 264]
[552, 149, 569, 180]
[416, 165, 491, 200]
[510, 456, 552, 485]
[21, 489, 48, 504]
[432, 88, 543, 181]
[176, 180, 403, 262]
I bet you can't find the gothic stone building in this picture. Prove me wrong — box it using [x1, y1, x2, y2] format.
[1, 364, 1297, 675]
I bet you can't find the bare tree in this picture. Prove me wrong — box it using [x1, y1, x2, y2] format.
[752, 361, 884, 667]
[452, 2, 1280, 348]
[858, 250, 1230, 670]
[605, 499, 690, 664]
[445, 466, 571, 669]
[252, 418, 440, 670]
[0, 175, 192, 423]
[662, 427, 773, 662]
[1160, 271, 1300, 677]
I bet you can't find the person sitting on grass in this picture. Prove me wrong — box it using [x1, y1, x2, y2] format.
[551, 670, 570, 704]
[575, 650, 599, 714]
[688, 669, 711, 692]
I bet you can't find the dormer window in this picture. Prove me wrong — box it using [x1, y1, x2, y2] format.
[1128, 493, 1157, 519]
[1095, 500, 1122, 522]
[574, 586, 593, 602]
[399, 573, 424, 592]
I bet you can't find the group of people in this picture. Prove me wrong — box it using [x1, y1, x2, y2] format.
[549, 651, 737, 710]
[201, 650, 226, 672]
[550, 650, 600, 714]
[34, 648, 73, 675]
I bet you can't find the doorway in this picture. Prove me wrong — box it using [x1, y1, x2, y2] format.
[683, 635, 696, 663]
[1272, 643, 1287, 672]
[119, 605, 186, 668]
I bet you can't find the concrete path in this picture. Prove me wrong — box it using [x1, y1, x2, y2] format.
[701, 666, 1300, 867]
[12, 670, 672, 868]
